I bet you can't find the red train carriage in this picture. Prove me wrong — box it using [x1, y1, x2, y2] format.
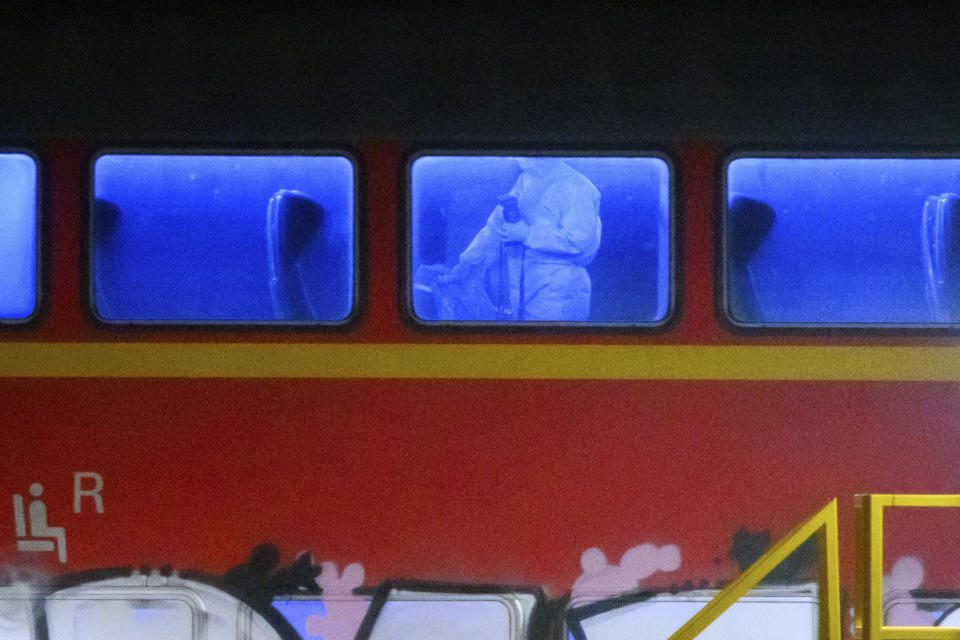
[1, 6, 959, 640]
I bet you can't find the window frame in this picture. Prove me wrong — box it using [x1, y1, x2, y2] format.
[403, 148, 677, 331]
[720, 150, 960, 332]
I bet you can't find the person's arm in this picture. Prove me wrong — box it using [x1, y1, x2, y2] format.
[524, 184, 600, 256]
[442, 206, 505, 282]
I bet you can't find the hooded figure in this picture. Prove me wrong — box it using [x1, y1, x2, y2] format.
[444, 158, 601, 321]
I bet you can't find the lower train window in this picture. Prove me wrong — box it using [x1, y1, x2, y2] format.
[357, 587, 540, 640]
[408, 154, 672, 327]
[42, 572, 288, 640]
[272, 595, 372, 640]
[0, 152, 38, 322]
[884, 592, 960, 628]
[52, 599, 194, 640]
[0, 588, 42, 640]
[566, 585, 819, 640]
[724, 155, 960, 328]
[91, 152, 356, 325]
[44, 586, 200, 640]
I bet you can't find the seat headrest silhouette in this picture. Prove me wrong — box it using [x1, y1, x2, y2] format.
[269, 190, 324, 260]
[93, 197, 121, 240]
[728, 196, 775, 262]
[267, 190, 325, 321]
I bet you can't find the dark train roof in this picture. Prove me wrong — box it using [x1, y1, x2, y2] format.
[0, 6, 958, 144]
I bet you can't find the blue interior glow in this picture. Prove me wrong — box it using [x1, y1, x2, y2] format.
[726, 157, 960, 325]
[72, 600, 192, 640]
[273, 599, 328, 637]
[0, 153, 38, 320]
[410, 155, 671, 324]
[92, 154, 355, 323]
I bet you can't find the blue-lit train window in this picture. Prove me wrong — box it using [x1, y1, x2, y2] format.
[0, 152, 38, 322]
[724, 156, 960, 327]
[91, 153, 356, 324]
[408, 154, 672, 326]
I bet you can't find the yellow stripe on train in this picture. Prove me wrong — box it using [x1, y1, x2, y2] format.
[0, 343, 959, 380]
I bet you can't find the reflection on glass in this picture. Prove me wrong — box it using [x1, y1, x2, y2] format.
[725, 157, 960, 326]
[92, 154, 355, 323]
[410, 155, 671, 325]
[0, 153, 38, 320]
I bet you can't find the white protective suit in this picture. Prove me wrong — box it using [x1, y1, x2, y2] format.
[453, 159, 601, 321]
